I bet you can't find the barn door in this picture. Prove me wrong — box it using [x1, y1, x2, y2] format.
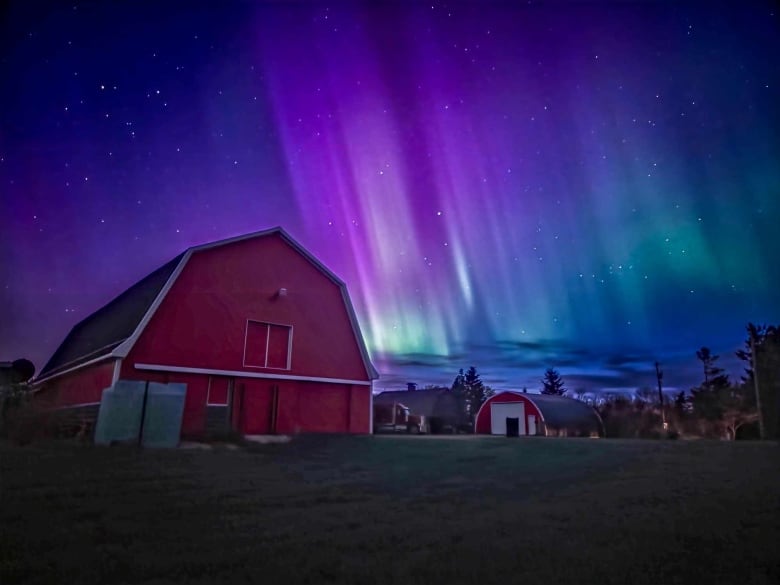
[490, 402, 526, 435]
[230, 381, 244, 433]
[269, 384, 280, 434]
[205, 376, 233, 435]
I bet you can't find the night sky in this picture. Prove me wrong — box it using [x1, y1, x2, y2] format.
[2, 2, 778, 393]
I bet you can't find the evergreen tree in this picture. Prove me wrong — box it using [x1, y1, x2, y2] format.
[450, 367, 491, 427]
[695, 347, 728, 389]
[462, 366, 488, 422]
[450, 369, 468, 426]
[541, 368, 566, 395]
[673, 391, 688, 415]
[735, 323, 780, 439]
[691, 345, 757, 439]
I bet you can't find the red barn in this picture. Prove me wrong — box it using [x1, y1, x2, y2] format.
[475, 391, 604, 437]
[34, 228, 378, 437]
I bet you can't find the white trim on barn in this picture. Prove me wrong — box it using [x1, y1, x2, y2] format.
[474, 391, 549, 430]
[34, 227, 378, 390]
[32, 354, 115, 388]
[113, 227, 377, 380]
[206, 376, 230, 406]
[490, 401, 526, 435]
[111, 359, 122, 385]
[242, 319, 293, 370]
[517, 394, 547, 425]
[112, 250, 192, 359]
[133, 363, 372, 386]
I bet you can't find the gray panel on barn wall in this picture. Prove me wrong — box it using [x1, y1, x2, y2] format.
[141, 382, 187, 448]
[205, 406, 230, 434]
[94, 380, 146, 445]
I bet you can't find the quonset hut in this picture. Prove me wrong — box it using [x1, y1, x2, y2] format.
[475, 391, 604, 437]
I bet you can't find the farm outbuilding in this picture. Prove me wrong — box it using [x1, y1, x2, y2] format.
[374, 388, 461, 433]
[475, 391, 604, 437]
[34, 227, 378, 438]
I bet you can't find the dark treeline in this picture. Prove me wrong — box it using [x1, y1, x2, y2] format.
[578, 323, 779, 440]
[425, 323, 779, 439]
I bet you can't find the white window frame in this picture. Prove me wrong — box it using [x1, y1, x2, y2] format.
[242, 319, 293, 370]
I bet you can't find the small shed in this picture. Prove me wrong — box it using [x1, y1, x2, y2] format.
[374, 389, 461, 433]
[475, 391, 604, 437]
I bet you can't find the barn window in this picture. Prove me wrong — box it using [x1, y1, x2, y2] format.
[207, 376, 229, 406]
[244, 320, 292, 369]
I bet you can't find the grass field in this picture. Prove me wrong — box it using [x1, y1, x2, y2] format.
[1, 436, 778, 585]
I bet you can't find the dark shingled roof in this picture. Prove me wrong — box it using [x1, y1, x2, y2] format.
[38, 253, 185, 378]
[518, 392, 603, 435]
[375, 389, 460, 421]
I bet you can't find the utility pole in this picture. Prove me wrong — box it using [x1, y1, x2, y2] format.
[655, 361, 667, 430]
[749, 330, 765, 440]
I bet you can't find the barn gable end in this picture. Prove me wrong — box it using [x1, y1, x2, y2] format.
[33, 227, 377, 437]
[122, 230, 375, 382]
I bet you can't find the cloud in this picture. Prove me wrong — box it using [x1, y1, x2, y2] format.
[372, 337, 728, 392]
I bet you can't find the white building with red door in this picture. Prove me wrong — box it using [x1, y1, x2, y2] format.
[475, 391, 604, 437]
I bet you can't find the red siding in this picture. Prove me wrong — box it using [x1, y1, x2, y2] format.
[36, 360, 115, 408]
[294, 383, 349, 433]
[348, 385, 369, 432]
[163, 373, 208, 436]
[474, 393, 543, 435]
[266, 324, 290, 368]
[125, 233, 370, 381]
[207, 377, 229, 405]
[40, 232, 374, 439]
[236, 380, 370, 434]
[238, 378, 273, 434]
[119, 360, 162, 381]
[244, 321, 269, 367]
[42, 365, 371, 436]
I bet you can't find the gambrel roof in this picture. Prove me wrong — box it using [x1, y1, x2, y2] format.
[37, 227, 378, 382]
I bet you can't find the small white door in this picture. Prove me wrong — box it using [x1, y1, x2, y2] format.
[527, 415, 536, 436]
[490, 402, 526, 435]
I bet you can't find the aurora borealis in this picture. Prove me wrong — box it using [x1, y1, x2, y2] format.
[2, 2, 778, 392]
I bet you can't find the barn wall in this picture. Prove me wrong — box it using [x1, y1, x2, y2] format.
[36, 360, 116, 408]
[475, 393, 542, 435]
[164, 373, 208, 436]
[125, 233, 370, 382]
[348, 385, 370, 433]
[120, 361, 168, 382]
[293, 383, 349, 433]
[239, 380, 370, 434]
[237, 378, 274, 434]
[101, 368, 371, 437]
[112, 367, 209, 436]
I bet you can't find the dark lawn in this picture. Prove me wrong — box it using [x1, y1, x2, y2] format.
[1, 436, 778, 585]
